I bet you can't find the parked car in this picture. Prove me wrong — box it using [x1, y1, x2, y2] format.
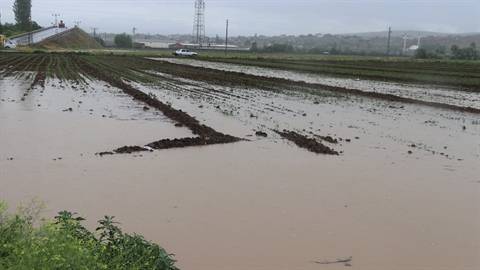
[4, 40, 17, 49]
[173, 49, 198, 57]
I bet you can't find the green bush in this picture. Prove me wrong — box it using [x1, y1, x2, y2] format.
[114, 33, 133, 48]
[0, 202, 178, 270]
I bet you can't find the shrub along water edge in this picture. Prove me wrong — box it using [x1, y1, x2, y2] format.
[0, 201, 178, 270]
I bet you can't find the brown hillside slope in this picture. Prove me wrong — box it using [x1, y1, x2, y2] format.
[36, 27, 102, 50]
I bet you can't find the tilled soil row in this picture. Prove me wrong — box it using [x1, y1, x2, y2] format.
[30, 71, 46, 89]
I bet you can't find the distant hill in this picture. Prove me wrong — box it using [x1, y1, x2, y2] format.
[340, 30, 454, 38]
[225, 31, 480, 55]
[36, 27, 102, 50]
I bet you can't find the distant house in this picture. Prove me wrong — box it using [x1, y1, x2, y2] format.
[168, 43, 200, 49]
[133, 42, 146, 49]
[141, 41, 171, 49]
[169, 42, 185, 49]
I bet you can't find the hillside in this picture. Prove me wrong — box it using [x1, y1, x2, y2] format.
[228, 32, 480, 55]
[340, 30, 453, 38]
[36, 27, 102, 50]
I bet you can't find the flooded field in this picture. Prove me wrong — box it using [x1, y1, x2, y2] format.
[1, 53, 479, 270]
[156, 58, 480, 110]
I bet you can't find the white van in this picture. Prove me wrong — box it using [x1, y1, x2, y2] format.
[4, 40, 17, 49]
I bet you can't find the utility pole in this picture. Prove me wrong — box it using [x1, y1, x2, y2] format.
[225, 19, 229, 55]
[132, 27, 137, 49]
[74, 21, 81, 28]
[28, 14, 33, 45]
[386, 26, 392, 56]
[402, 34, 408, 55]
[91, 27, 98, 38]
[52, 13, 60, 27]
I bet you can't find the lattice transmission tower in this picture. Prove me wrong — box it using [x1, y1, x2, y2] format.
[193, 0, 206, 45]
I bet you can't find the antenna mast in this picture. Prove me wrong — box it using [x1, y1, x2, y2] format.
[193, 0, 206, 46]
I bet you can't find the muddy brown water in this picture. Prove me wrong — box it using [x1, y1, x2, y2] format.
[1, 74, 479, 270]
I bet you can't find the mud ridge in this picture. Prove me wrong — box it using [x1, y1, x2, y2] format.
[97, 136, 242, 156]
[30, 71, 46, 89]
[274, 130, 339, 155]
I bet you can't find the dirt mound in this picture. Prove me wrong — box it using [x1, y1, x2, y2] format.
[36, 27, 102, 50]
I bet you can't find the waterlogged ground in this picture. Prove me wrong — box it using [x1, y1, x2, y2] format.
[1, 67, 479, 270]
[155, 58, 480, 110]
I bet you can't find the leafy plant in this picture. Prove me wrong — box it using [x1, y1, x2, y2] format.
[0, 202, 178, 270]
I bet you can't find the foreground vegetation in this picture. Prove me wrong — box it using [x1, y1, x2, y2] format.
[0, 201, 178, 270]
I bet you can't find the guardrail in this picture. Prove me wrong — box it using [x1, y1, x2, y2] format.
[9, 27, 71, 46]
[8, 26, 56, 40]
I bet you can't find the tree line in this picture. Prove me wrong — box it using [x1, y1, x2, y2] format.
[252, 41, 478, 60]
[0, 0, 41, 37]
[415, 43, 478, 60]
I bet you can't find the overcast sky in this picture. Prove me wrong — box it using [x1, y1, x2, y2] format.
[0, 0, 479, 36]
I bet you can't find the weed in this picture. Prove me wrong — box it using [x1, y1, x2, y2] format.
[0, 202, 178, 270]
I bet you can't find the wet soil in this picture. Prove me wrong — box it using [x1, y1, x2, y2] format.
[100, 136, 245, 156]
[275, 130, 339, 155]
[30, 71, 46, 89]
